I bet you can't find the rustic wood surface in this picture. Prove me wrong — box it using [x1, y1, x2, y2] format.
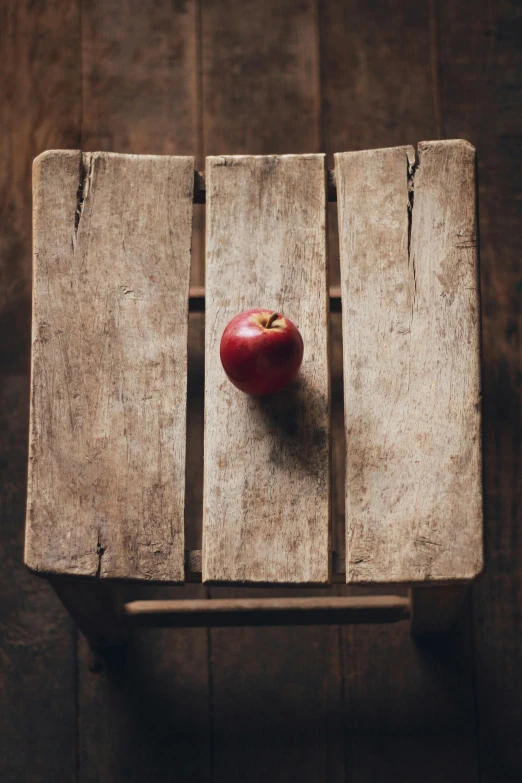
[321, 4, 479, 780]
[183, 548, 347, 583]
[72, 6, 211, 780]
[437, 0, 522, 778]
[200, 8, 344, 780]
[192, 169, 338, 203]
[337, 140, 483, 584]
[0, 2, 80, 781]
[203, 153, 330, 585]
[26, 150, 194, 582]
[2, 0, 521, 781]
[188, 285, 342, 312]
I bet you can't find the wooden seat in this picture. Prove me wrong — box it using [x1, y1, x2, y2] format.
[25, 141, 483, 645]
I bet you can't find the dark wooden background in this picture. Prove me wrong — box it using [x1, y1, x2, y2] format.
[1, 1, 521, 780]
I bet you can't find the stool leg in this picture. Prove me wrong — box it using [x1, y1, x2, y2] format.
[49, 578, 127, 649]
[410, 585, 469, 637]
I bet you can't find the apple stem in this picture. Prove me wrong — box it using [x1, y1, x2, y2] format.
[267, 312, 280, 328]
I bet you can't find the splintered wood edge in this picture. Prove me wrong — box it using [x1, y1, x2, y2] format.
[42, 549, 475, 587]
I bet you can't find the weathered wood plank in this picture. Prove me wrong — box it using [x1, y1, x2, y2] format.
[188, 285, 342, 311]
[322, 8, 479, 782]
[0, 3, 81, 781]
[193, 169, 338, 203]
[25, 150, 194, 582]
[184, 548, 347, 582]
[320, 0, 440, 295]
[337, 140, 483, 584]
[203, 154, 330, 585]
[201, 10, 343, 777]
[438, 1, 522, 778]
[76, 9, 210, 778]
[80, 0, 205, 286]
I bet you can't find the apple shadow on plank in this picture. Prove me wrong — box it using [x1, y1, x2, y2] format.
[254, 373, 329, 478]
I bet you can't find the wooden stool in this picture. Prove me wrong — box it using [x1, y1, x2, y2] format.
[25, 141, 483, 648]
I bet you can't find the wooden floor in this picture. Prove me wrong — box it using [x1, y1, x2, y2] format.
[1, 1, 521, 780]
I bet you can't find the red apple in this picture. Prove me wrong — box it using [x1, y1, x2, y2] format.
[220, 309, 304, 396]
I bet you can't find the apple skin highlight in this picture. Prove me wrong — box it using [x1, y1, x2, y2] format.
[220, 309, 304, 396]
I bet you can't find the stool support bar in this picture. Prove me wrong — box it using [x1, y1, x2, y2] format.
[124, 596, 410, 628]
[49, 579, 468, 647]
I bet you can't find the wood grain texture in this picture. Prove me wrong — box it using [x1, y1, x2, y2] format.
[183, 548, 347, 582]
[76, 8, 211, 780]
[0, 0, 82, 370]
[26, 150, 194, 582]
[201, 0, 321, 156]
[80, 0, 205, 325]
[0, 3, 81, 781]
[321, 8, 479, 782]
[437, 1, 522, 778]
[319, 0, 442, 586]
[319, 0, 440, 292]
[81, 0, 199, 157]
[6, 2, 512, 782]
[203, 154, 330, 585]
[337, 140, 483, 584]
[201, 9, 343, 779]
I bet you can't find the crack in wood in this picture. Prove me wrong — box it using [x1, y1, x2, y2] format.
[73, 152, 94, 250]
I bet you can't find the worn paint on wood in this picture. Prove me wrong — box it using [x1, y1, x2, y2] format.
[25, 150, 193, 582]
[203, 154, 330, 585]
[337, 140, 483, 584]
